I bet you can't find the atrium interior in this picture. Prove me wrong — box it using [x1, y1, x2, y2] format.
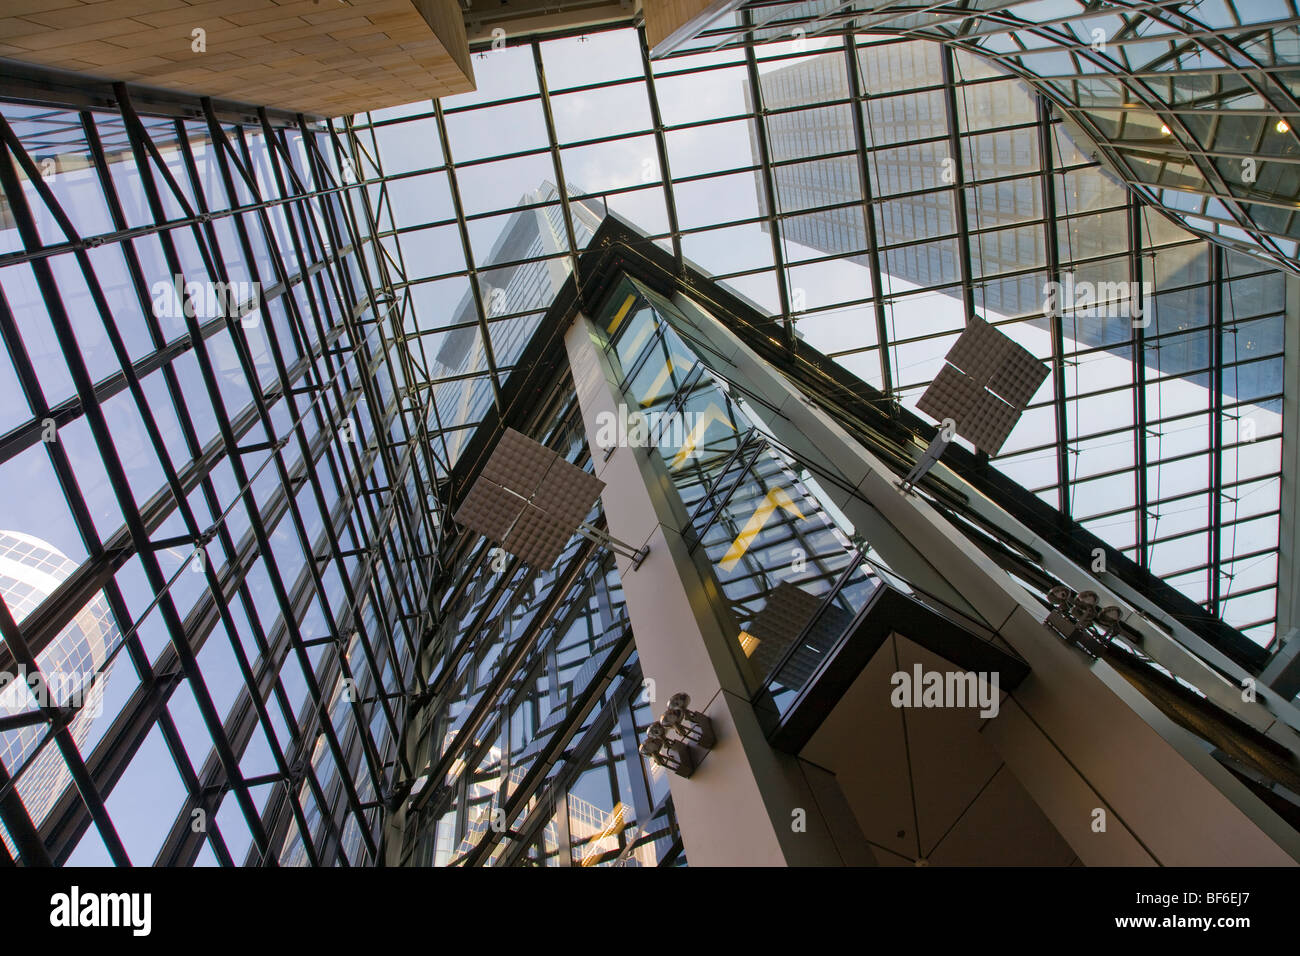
[0, 0, 1297, 867]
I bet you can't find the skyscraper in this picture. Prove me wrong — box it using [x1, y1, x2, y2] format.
[751, 43, 1285, 400]
[433, 182, 605, 467]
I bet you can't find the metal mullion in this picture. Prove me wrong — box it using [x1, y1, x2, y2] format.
[154, 437, 383, 867]
[742, 23, 795, 347]
[151, 531, 321, 867]
[532, 42, 587, 301]
[1048, 437, 1236, 489]
[301, 116, 437, 572]
[0, 337, 330, 676]
[639, 27, 681, 273]
[1155, 543, 1281, 583]
[685, 437, 770, 553]
[0, 131, 187, 869]
[493, 665, 635, 867]
[388, 247, 572, 290]
[1012, 54, 1273, 256]
[1145, 508, 1280, 552]
[257, 118, 412, 712]
[940, 45, 978, 319]
[216, 521, 362, 868]
[0, 292, 118, 652]
[84, 98, 278, 860]
[1212, 580, 1278, 605]
[1210, 244, 1225, 617]
[295, 221, 421, 587]
[0, 327, 108, 630]
[363, 474, 424, 689]
[36, 113, 282, 869]
[36, 440, 330, 865]
[151, 139, 366, 864]
[426, 557, 613, 835]
[615, 689, 655, 828]
[1035, 95, 1072, 516]
[409, 542, 599, 818]
[0, 130, 374, 275]
[150, 706, 237, 867]
[339, 119, 450, 476]
[431, 99, 504, 410]
[464, 631, 635, 868]
[207, 112, 394, 836]
[0, 251, 361, 471]
[171, 124, 334, 724]
[844, 37, 895, 398]
[0, 408, 126, 848]
[424, 559, 530, 706]
[265, 119, 388, 391]
[0, 758, 51, 866]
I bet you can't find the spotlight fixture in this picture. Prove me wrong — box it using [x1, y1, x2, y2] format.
[638, 692, 714, 777]
[1160, 124, 1171, 135]
[1278, 120, 1291, 133]
[1042, 585, 1122, 658]
[639, 722, 694, 777]
[661, 692, 715, 748]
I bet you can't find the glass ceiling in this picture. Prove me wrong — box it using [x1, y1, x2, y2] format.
[656, 0, 1300, 273]
[0, 16, 1287, 865]
[338, 24, 1286, 647]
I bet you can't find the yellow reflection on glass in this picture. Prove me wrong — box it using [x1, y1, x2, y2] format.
[718, 487, 806, 571]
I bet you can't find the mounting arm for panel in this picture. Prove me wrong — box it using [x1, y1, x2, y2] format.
[897, 431, 952, 496]
[574, 522, 649, 570]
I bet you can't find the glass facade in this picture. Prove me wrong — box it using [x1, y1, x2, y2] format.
[0, 93, 437, 866]
[342, 26, 1284, 645]
[592, 278, 886, 709]
[0, 530, 117, 846]
[0, 14, 1290, 866]
[661, 0, 1300, 274]
[396, 373, 684, 867]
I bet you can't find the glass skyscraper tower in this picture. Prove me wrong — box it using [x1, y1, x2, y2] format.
[751, 41, 1285, 401]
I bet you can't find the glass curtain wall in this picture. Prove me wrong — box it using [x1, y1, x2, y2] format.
[343, 25, 1286, 648]
[0, 15, 1288, 867]
[397, 389, 685, 867]
[0, 93, 439, 866]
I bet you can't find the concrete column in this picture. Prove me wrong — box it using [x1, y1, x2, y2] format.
[564, 313, 855, 866]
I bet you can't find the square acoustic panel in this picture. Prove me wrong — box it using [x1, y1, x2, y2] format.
[482, 427, 559, 497]
[535, 458, 605, 529]
[917, 364, 1019, 455]
[945, 316, 1048, 410]
[986, 343, 1050, 411]
[944, 316, 1004, 387]
[458, 426, 607, 569]
[454, 479, 526, 545]
[503, 504, 574, 570]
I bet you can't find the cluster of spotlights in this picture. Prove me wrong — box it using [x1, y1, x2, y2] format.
[1042, 586, 1123, 659]
[639, 693, 715, 778]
